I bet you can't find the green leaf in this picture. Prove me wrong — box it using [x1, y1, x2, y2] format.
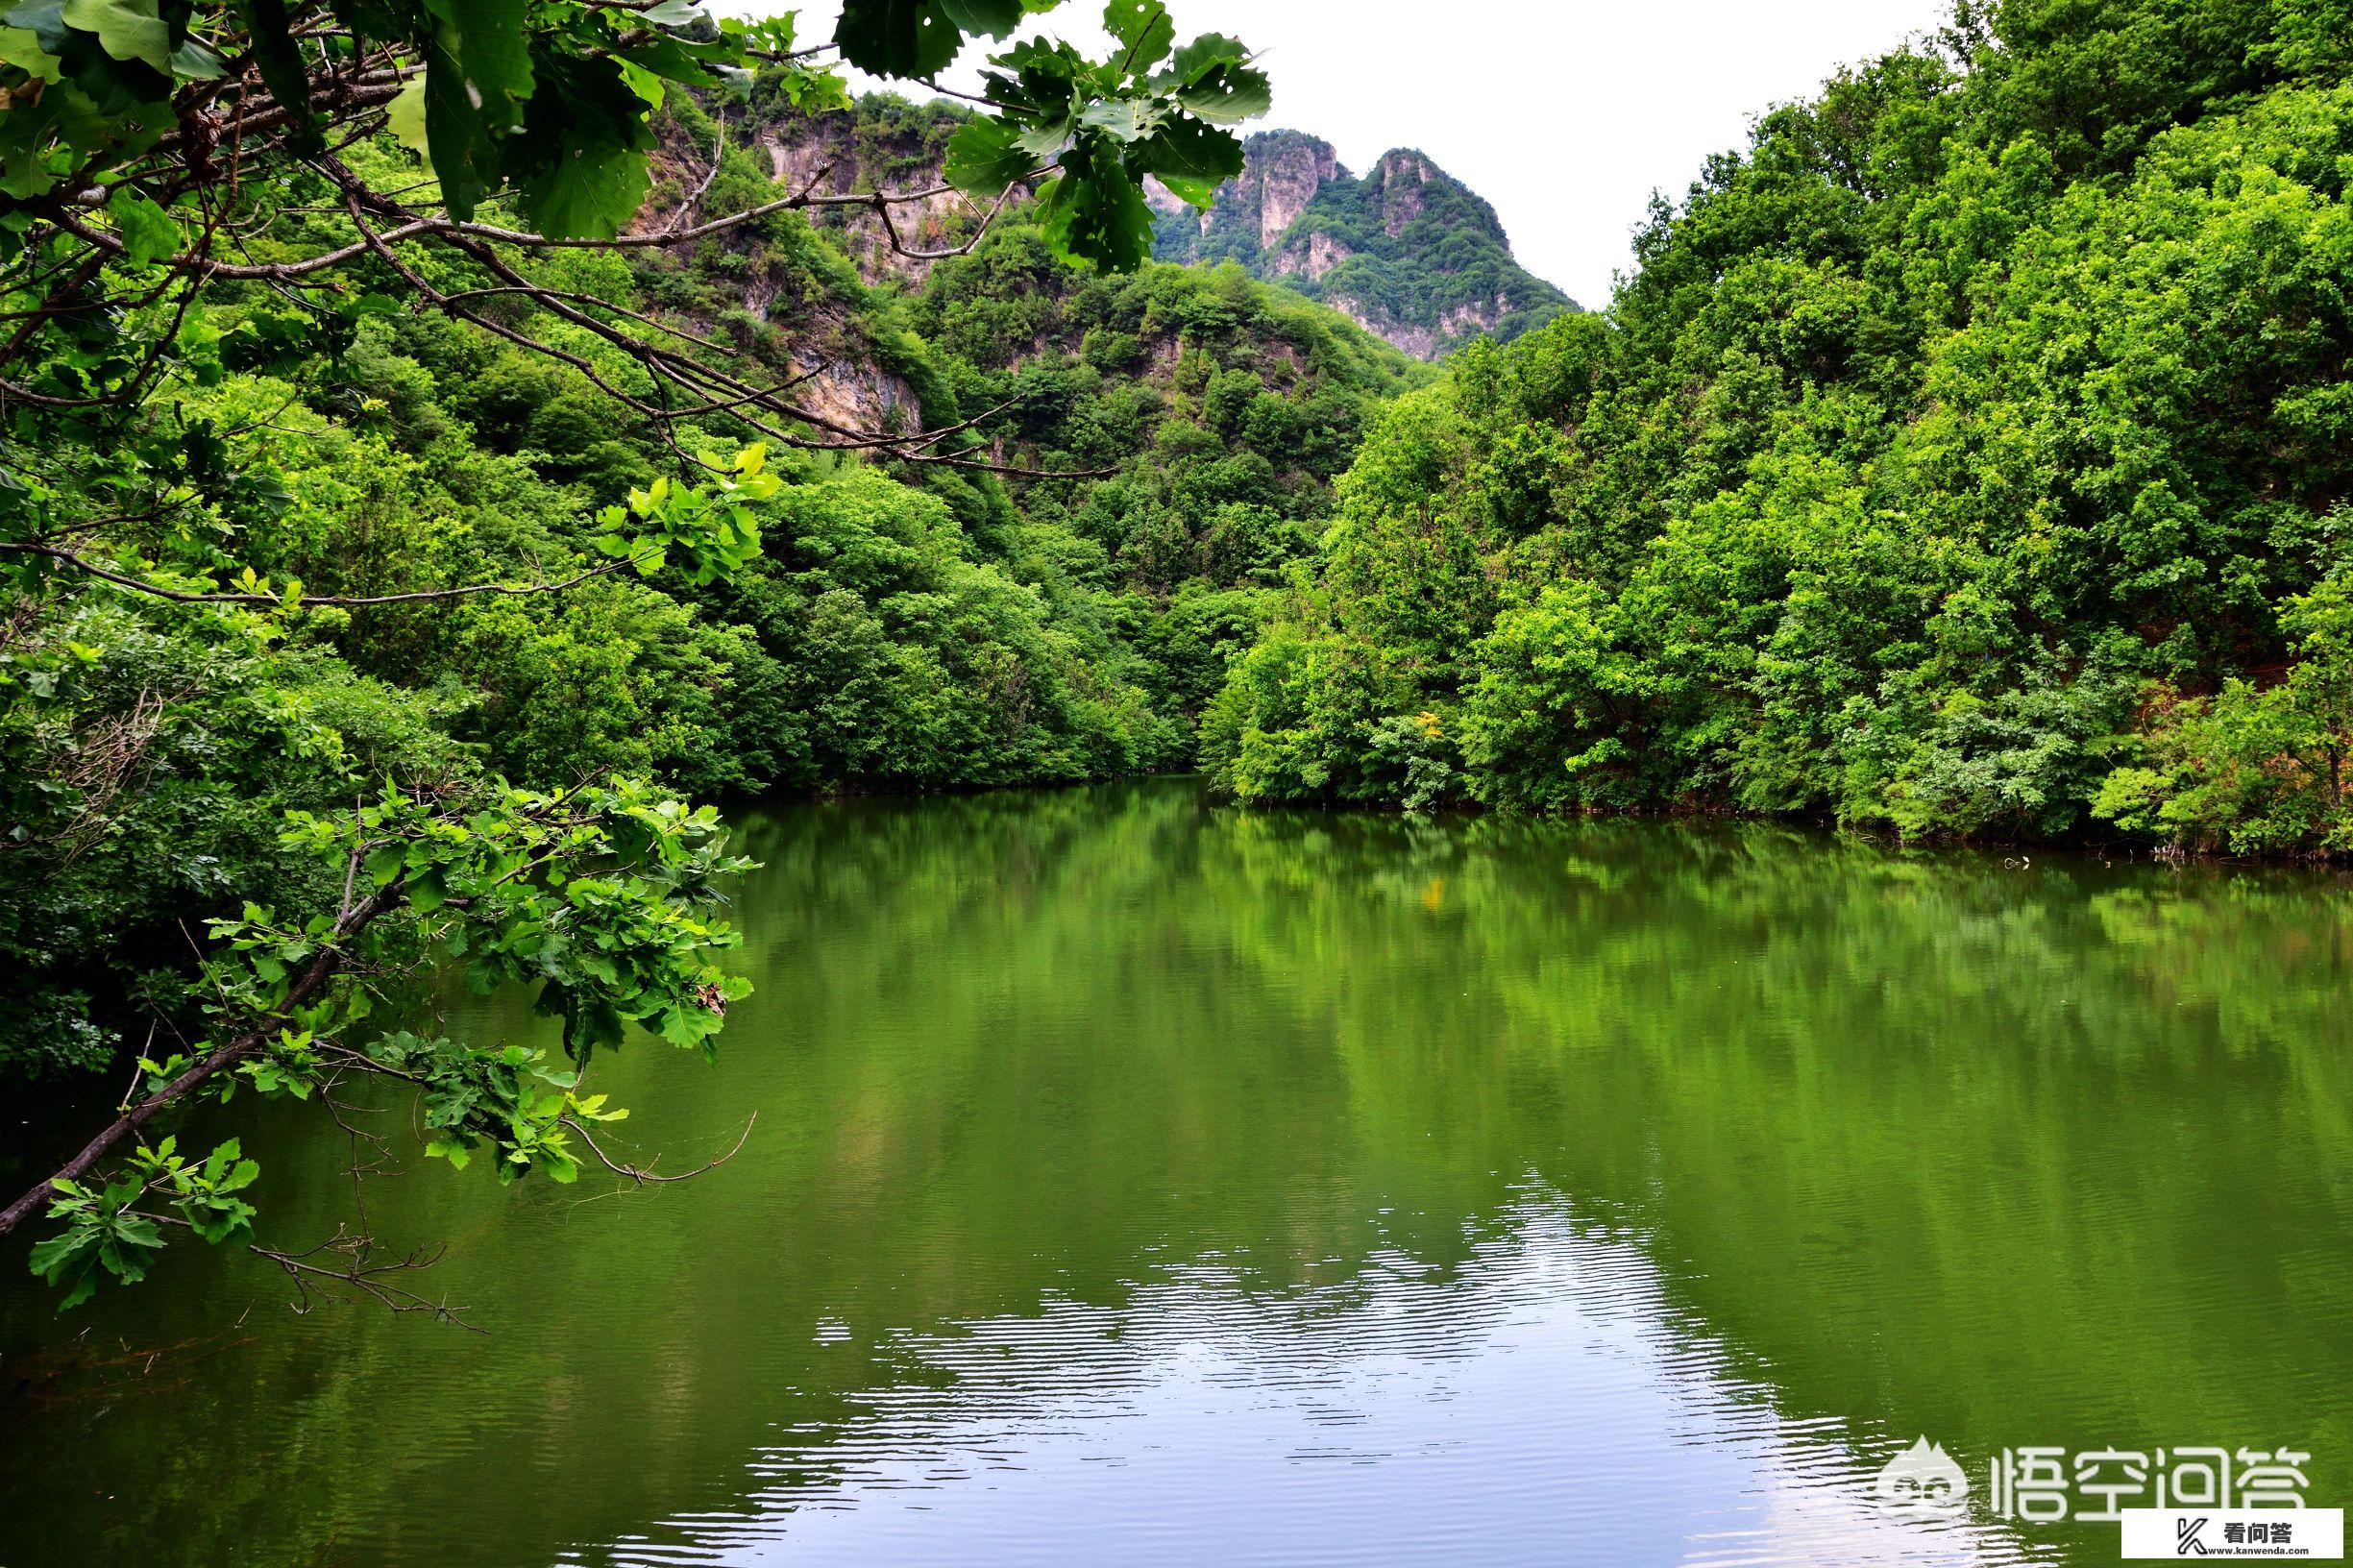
[0, 76, 148, 202]
[1038, 140, 1155, 271]
[1077, 97, 1164, 143]
[616, 56, 665, 110]
[112, 188, 176, 266]
[1134, 113, 1240, 205]
[506, 55, 654, 240]
[0, 22, 61, 80]
[166, 34, 222, 79]
[184, 1199, 255, 1245]
[1102, 0, 1172, 71]
[110, 1214, 162, 1249]
[1153, 172, 1217, 207]
[236, 0, 319, 153]
[420, 0, 533, 130]
[385, 75, 431, 165]
[413, 0, 541, 219]
[943, 115, 1032, 197]
[406, 867, 446, 913]
[834, 0, 1024, 79]
[421, 26, 496, 217]
[1174, 61, 1269, 124]
[27, 1229, 88, 1282]
[1157, 31, 1245, 88]
[937, 0, 1027, 32]
[516, 138, 650, 240]
[1016, 114, 1073, 160]
[58, 0, 166, 74]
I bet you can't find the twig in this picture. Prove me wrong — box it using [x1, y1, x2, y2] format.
[561, 1111, 756, 1186]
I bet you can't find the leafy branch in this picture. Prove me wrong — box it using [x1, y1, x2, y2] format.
[1, 0, 1262, 470]
[5, 772, 759, 1313]
[1, 440, 775, 606]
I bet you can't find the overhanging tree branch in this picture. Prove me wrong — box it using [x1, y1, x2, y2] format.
[0, 884, 401, 1240]
[0, 541, 653, 607]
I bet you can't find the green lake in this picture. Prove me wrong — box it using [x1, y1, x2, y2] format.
[3, 779, 2350, 1565]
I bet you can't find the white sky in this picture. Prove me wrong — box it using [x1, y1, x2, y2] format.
[773, 1, 1957, 306]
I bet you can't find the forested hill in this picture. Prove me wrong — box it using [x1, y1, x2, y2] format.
[1149, 130, 1578, 358]
[0, 66, 1425, 1080]
[1207, 0, 2353, 857]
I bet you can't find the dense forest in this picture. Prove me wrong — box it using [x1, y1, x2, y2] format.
[0, 0, 1330, 1302]
[1206, 0, 2353, 857]
[1, 77, 1419, 1086]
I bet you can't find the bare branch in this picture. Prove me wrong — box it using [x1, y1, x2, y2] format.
[248, 1228, 484, 1332]
[562, 1111, 757, 1186]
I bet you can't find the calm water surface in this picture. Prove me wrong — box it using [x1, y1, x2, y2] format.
[3, 780, 2350, 1565]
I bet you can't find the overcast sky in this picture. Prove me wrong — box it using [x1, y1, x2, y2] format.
[772, 1, 1957, 306]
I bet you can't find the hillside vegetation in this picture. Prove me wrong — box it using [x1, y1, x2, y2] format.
[1206, 0, 2353, 856]
[0, 86, 1421, 1081]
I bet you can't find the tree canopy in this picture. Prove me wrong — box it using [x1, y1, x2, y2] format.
[1204, 0, 2353, 855]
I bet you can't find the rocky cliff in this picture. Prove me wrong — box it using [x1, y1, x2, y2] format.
[1148, 131, 1575, 358]
[736, 98, 1573, 362]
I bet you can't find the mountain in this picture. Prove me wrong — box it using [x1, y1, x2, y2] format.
[712, 89, 1429, 492]
[1147, 130, 1577, 359]
[739, 91, 1574, 363]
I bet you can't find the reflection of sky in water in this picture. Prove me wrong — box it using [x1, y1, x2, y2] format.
[585, 1195, 2049, 1567]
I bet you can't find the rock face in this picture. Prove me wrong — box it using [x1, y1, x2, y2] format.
[1144, 130, 1336, 249]
[1150, 131, 1576, 359]
[748, 98, 981, 286]
[741, 99, 1575, 363]
[633, 102, 957, 438]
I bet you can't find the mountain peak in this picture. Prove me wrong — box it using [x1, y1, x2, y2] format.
[1151, 132, 1573, 359]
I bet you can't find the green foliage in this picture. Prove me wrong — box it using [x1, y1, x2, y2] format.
[0, 595, 470, 1077]
[31, 1134, 257, 1307]
[2, 0, 1241, 267]
[0, 0, 1315, 1314]
[928, 4, 1267, 269]
[2094, 571, 2353, 853]
[0, 78, 1411, 1107]
[591, 446, 779, 582]
[31, 772, 754, 1307]
[698, 468, 1183, 787]
[905, 223, 1423, 608]
[1210, 0, 2353, 855]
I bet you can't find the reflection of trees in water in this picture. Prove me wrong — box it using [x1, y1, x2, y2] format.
[3, 780, 2347, 1567]
[726, 783, 2353, 1524]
